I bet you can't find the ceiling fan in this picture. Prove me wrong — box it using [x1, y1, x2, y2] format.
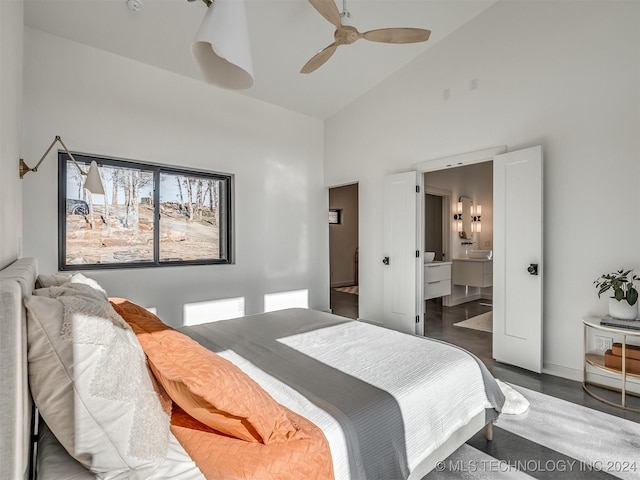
[301, 0, 431, 74]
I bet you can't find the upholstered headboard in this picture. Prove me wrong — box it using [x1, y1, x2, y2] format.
[0, 258, 38, 480]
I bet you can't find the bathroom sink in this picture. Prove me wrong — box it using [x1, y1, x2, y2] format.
[424, 251, 436, 263]
[468, 250, 493, 259]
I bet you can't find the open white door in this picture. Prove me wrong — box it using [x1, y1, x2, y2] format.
[493, 146, 543, 372]
[383, 171, 422, 335]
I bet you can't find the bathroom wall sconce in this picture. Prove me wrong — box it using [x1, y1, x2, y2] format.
[453, 198, 481, 237]
[19, 136, 105, 195]
[471, 204, 482, 233]
[453, 201, 463, 232]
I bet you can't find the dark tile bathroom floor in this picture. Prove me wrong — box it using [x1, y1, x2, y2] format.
[423, 297, 494, 367]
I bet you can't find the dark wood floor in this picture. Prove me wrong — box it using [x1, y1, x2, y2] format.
[329, 288, 359, 320]
[330, 291, 640, 423]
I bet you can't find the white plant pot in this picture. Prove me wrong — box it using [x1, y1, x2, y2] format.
[608, 298, 639, 320]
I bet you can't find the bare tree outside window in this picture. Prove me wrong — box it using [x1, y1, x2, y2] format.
[59, 153, 232, 269]
[158, 172, 223, 262]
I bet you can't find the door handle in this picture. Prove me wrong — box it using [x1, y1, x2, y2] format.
[382, 257, 390, 265]
[527, 263, 539, 276]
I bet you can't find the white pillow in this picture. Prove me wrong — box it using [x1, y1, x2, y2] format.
[25, 283, 170, 479]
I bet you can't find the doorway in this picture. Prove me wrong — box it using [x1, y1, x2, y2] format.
[329, 183, 359, 319]
[383, 145, 543, 372]
[422, 162, 494, 364]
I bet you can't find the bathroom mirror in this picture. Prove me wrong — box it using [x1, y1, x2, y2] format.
[457, 196, 473, 240]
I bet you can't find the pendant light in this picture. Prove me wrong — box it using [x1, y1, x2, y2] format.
[191, 0, 254, 90]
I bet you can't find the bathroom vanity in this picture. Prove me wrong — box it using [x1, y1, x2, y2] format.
[424, 261, 452, 299]
[452, 258, 493, 288]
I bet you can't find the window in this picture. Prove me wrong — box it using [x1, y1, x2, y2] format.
[59, 152, 233, 270]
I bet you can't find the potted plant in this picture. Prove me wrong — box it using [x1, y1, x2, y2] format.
[594, 269, 640, 320]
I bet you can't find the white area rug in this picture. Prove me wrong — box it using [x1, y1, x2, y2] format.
[427, 444, 535, 479]
[333, 285, 359, 295]
[454, 311, 492, 333]
[425, 383, 640, 479]
[496, 384, 640, 480]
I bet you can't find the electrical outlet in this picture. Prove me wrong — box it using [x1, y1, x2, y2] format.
[594, 335, 613, 351]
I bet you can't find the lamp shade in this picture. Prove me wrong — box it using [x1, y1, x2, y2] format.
[83, 161, 105, 195]
[192, 0, 254, 90]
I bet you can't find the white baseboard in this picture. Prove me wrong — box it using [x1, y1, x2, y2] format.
[542, 362, 583, 382]
[543, 361, 640, 395]
[585, 365, 640, 395]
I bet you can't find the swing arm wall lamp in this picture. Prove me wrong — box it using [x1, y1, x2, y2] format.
[19, 136, 105, 195]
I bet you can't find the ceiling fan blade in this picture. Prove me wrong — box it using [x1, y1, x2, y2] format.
[362, 27, 431, 44]
[300, 43, 339, 74]
[308, 0, 342, 29]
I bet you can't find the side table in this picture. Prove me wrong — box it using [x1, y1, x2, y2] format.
[583, 317, 640, 412]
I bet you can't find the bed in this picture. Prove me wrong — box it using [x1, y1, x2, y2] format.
[0, 257, 504, 480]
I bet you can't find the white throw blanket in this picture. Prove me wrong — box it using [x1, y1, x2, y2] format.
[496, 379, 530, 415]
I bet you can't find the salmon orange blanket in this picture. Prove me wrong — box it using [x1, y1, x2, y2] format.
[110, 298, 334, 480]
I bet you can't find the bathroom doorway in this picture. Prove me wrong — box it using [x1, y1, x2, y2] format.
[329, 183, 359, 319]
[380, 145, 542, 370]
[423, 163, 493, 365]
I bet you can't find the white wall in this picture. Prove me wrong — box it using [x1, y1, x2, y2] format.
[21, 28, 329, 326]
[0, 0, 24, 269]
[325, 1, 640, 379]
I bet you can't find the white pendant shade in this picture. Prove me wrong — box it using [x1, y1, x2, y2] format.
[83, 160, 105, 195]
[192, 0, 254, 90]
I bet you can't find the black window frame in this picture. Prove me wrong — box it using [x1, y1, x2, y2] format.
[58, 151, 233, 270]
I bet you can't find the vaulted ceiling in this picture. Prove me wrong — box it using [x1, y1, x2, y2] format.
[24, 0, 497, 119]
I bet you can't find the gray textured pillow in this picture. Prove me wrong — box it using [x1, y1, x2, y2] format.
[25, 283, 170, 479]
[35, 272, 71, 288]
[36, 272, 105, 294]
